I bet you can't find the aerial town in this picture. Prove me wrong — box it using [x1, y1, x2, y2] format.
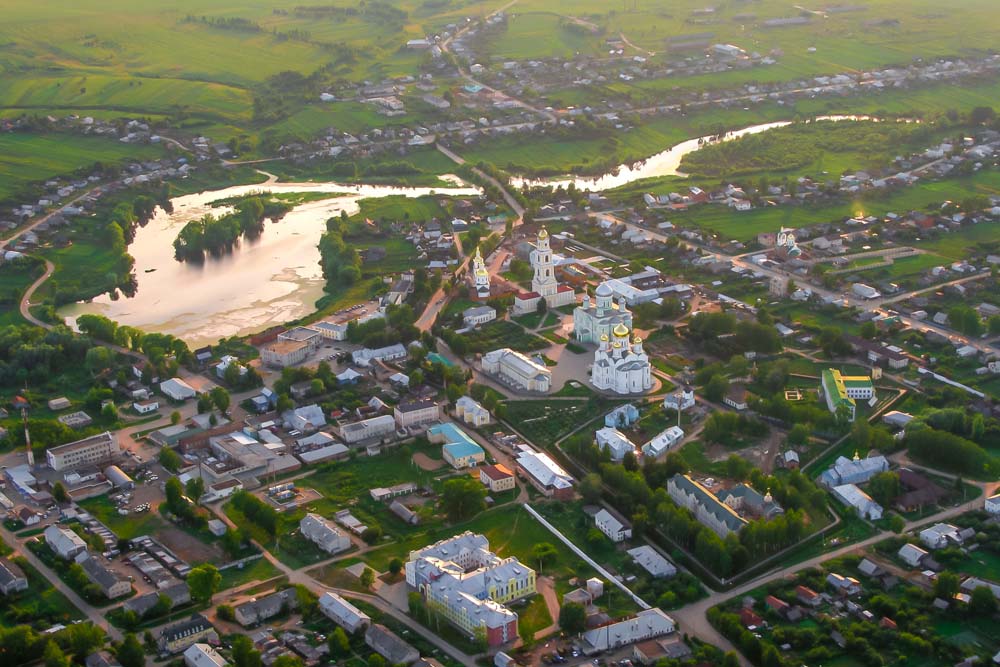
[3, 3, 1000, 667]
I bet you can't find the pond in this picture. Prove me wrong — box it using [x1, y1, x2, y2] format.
[59, 176, 479, 347]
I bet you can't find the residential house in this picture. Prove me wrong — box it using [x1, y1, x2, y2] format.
[724, 385, 748, 411]
[579, 608, 676, 655]
[0, 557, 28, 595]
[595, 427, 638, 462]
[365, 625, 419, 665]
[898, 543, 930, 569]
[481, 348, 551, 392]
[920, 523, 962, 550]
[986, 493, 1000, 515]
[319, 592, 371, 633]
[831, 484, 884, 520]
[479, 464, 515, 493]
[234, 589, 298, 628]
[80, 556, 131, 599]
[516, 450, 574, 499]
[641, 426, 684, 459]
[594, 509, 632, 542]
[455, 396, 490, 426]
[158, 614, 217, 655]
[299, 514, 351, 555]
[826, 573, 862, 596]
[795, 586, 821, 608]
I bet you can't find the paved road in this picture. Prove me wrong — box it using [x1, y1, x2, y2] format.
[19, 258, 54, 327]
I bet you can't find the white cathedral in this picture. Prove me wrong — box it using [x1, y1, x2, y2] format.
[591, 322, 653, 395]
[573, 282, 633, 344]
[512, 228, 576, 315]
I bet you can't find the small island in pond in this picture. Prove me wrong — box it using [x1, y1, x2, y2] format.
[172, 195, 293, 261]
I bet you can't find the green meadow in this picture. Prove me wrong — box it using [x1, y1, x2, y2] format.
[0, 133, 163, 201]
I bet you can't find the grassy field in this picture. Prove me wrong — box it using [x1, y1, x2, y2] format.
[39, 225, 129, 304]
[0, 132, 162, 201]
[500, 0, 1000, 72]
[218, 555, 283, 591]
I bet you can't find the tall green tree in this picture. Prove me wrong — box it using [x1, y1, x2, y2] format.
[116, 634, 145, 667]
[187, 564, 221, 603]
[559, 602, 587, 635]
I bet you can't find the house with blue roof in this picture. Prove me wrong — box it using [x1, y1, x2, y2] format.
[429, 423, 486, 469]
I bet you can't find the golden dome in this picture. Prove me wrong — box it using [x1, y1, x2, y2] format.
[612, 341, 622, 348]
[599, 333, 609, 342]
[538, 227, 549, 239]
[613, 322, 630, 337]
[633, 335, 642, 344]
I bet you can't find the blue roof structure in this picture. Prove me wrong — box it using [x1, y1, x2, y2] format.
[429, 423, 484, 460]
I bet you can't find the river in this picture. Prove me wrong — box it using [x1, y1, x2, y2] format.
[59, 116, 903, 346]
[511, 115, 910, 192]
[60, 177, 479, 347]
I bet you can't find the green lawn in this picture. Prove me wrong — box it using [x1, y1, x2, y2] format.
[516, 592, 553, 639]
[39, 226, 130, 305]
[0, 132, 162, 202]
[218, 556, 283, 592]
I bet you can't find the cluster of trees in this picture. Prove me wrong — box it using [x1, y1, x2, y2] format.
[164, 477, 208, 530]
[947, 304, 986, 337]
[174, 196, 291, 261]
[631, 297, 684, 328]
[187, 564, 222, 603]
[703, 411, 769, 444]
[183, 15, 262, 32]
[440, 476, 487, 521]
[173, 199, 278, 261]
[229, 490, 280, 538]
[0, 623, 106, 666]
[318, 214, 362, 289]
[76, 313, 192, 369]
[0, 324, 100, 390]
[905, 424, 999, 477]
[346, 304, 420, 349]
[687, 312, 782, 357]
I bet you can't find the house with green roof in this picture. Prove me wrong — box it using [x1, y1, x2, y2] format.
[820, 369, 874, 422]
